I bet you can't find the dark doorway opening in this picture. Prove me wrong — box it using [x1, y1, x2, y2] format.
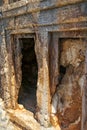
[59, 65, 66, 75]
[59, 65, 66, 84]
[18, 38, 38, 114]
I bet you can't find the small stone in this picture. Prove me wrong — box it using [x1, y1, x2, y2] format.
[18, 104, 24, 110]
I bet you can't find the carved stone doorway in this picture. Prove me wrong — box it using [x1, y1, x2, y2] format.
[18, 37, 38, 113]
[49, 33, 87, 130]
[11, 34, 38, 115]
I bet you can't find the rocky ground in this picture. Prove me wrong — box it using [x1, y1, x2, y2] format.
[0, 98, 22, 130]
[0, 98, 59, 130]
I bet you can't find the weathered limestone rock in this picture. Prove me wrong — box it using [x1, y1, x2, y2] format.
[7, 106, 40, 130]
[35, 32, 51, 127]
[60, 39, 85, 68]
[0, 0, 87, 129]
[0, 98, 21, 130]
[51, 39, 86, 130]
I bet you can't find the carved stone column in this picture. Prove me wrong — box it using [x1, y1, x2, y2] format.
[35, 31, 51, 127]
[1, 29, 12, 108]
[49, 33, 59, 96]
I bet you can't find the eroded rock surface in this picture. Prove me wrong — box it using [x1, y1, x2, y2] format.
[0, 98, 21, 130]
[51, 39, 86, 130]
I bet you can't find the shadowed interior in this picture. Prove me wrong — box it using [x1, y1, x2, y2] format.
[18, 38, 38, 113]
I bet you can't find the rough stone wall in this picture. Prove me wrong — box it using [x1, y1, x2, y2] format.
[0, 0, 87, 129]
[51, 39, 86, 130]
[0, 98, 21, 130]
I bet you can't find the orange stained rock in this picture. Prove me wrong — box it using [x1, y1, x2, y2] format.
[50, 114, 61, 130]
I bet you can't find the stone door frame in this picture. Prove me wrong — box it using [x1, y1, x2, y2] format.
[1, 30, 51, 127]
[10, 33, 37, 108]
[2, 29, 86, 128]
[49, 31, 87, 130]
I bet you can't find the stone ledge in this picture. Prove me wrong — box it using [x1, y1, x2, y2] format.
[7, 107, 57, 130]
[7, 107, 40, 130]
[0, 0, 86, 14]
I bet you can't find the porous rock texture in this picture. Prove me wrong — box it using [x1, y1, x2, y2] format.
[51, 39, 85, 130]
[0, 98, 21, 130]
[0, 0, 87, 129]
